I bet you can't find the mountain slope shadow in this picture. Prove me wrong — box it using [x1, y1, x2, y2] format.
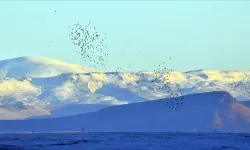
[95, 83, 147, 103]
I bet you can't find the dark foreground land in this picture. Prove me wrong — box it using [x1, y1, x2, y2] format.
[0, 132, 249, 150]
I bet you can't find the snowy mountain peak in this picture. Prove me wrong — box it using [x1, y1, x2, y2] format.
[0, 56, 98, 78]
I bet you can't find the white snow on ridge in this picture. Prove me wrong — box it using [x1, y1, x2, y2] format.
[0, 69, 249, 106]
[0, 56, 99, 78]
[0, 57, 249, 120]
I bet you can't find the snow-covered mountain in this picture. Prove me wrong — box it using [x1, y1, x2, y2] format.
[0, 91, 249, 133]
[0, 56, 98, 78]
[0, 66, 249, 106]
[0, 56, 249, 119]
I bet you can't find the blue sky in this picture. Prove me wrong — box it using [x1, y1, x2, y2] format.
[0, 1, 249, 72]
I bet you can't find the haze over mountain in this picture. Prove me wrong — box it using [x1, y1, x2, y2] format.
[0, 56, 249, 120]
[0, 104, 110, 120]
[0, 92, 249, 133]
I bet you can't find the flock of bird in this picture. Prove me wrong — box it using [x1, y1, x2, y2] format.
[69, 21, 185, 111]
[69, 21, 131, 73]
[69, 21, 108, 70]
[13, 12, 250, 113]
[164, 97, 184, 112]
[150, 61, 185, 111]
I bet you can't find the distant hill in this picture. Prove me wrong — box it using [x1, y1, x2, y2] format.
[0, 56, 98, 78]
[0, 91, 249, 133]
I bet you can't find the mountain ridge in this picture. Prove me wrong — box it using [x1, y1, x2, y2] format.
[0, 91, 249, 133]
[0, 56, 99, 78]
[0, 56, 249, 120]
[0, 69, 249, 106]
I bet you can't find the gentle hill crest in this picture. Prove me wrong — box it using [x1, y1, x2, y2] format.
[0, 56, 98, 78]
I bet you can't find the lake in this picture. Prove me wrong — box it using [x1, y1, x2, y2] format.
[0, 132, 249, 150]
